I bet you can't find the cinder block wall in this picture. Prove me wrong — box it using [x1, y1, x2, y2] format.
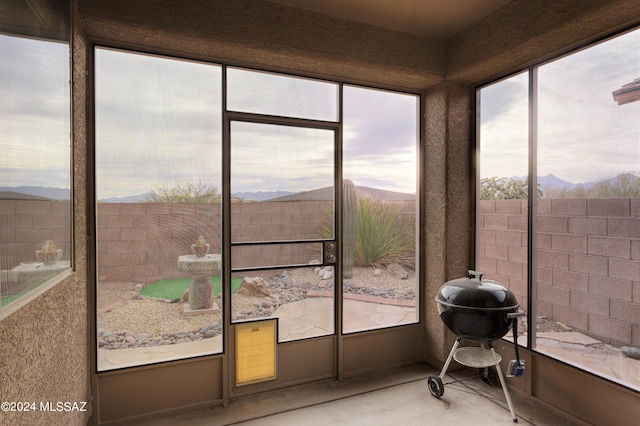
[478, 197, 640, 346]
[96, 201, 332, 283]
[0, 200, 72, 270]
[96, 200, 417, 283]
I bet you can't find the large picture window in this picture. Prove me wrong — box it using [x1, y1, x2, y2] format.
[477, 27, 640, 391]
[95, 48, 421, 371]
[0, 26, 71, 319]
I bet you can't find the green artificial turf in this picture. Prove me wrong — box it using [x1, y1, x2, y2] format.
[139, 276, 243, 300]
[1, 291, 27, 307]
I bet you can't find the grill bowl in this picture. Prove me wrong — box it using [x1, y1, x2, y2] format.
[436, 274, 519, 343]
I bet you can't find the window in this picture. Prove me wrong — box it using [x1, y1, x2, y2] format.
[0, 19, 71, 319]
[95, 48, 421, 370]
[342, 85, 419, 333]
[95, 49, 222, 370]
[477, 27, 640, 391]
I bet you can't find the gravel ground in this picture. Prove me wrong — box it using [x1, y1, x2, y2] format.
[97, 266, 417, 342]
[98, 268, 416, 336]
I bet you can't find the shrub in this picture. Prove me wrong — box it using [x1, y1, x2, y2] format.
[146, 178, 220, 202]
[315, 190, 416, 269]
[481, 176, 542, 200]
[354, 195, 415, 269]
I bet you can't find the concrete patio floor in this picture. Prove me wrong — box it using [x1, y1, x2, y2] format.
[136, 364, 582, 426]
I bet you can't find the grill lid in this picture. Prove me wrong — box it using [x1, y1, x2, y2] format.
[436, 271, 519, 311]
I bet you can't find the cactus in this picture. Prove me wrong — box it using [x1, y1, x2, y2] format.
[342, 179, 358, 279]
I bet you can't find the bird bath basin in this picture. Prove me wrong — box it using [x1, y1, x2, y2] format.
[177, 253, 221, 314]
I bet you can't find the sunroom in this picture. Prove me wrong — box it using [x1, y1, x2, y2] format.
[1, 1, 639, 425]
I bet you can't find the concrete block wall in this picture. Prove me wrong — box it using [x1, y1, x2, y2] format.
[97, 201, 332, 283]
[0, 200, 72, 270]
[479, 198, 640, 346]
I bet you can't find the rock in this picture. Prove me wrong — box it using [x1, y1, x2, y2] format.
[281, 276, 294, 288]
[237, 276, 272, 297]
[621, 346, 640, 360]
[318, 280, 330, 289]
[373, 269, 382, 276]
[387, 263, 408, 280]
[133, 283, 144, 292]
[205, 329, 217, 338]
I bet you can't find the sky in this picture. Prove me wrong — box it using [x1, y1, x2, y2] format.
[92, 48, 418, 199]
[0, 35, 70, 189]
[3, 27, 639, 198]
[479, 27, 640, 184]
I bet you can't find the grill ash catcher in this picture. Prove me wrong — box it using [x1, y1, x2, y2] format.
[428, 270, 526, 423]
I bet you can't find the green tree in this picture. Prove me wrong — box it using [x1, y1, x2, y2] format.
[481, 177, 542, 200]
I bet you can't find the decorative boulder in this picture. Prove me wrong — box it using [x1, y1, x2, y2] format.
[621, 346, 640, 360]
[237, 276, 272, 298]
[387, 263, 408, 280]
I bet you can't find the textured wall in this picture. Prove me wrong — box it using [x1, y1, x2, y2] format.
[447, 0, 640, 85]
[422, 81, 474, 366]
[79, 0, 445, 92]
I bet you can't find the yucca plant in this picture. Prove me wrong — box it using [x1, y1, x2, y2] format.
[342, 179, 358, 279]
[354, 195, 415, 269]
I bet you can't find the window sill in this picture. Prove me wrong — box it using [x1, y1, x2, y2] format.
[0, 267, 73, 321]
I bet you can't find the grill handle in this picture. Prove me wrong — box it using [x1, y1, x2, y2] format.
[507, 310, 526, 364]
[467, 270, 484, 281]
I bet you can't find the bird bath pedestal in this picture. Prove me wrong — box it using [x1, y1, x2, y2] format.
[177, 254, 221, 315]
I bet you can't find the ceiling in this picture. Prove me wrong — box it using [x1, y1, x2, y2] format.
[266, 0, 513, 39]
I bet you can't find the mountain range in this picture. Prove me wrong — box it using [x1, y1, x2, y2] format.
[3, 173, 636, 202]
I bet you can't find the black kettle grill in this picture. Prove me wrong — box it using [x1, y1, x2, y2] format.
[428, 271, 525, 423]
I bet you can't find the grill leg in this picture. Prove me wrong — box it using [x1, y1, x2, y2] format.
[438, 336, 461, 378]
[489, 345, 518, 423]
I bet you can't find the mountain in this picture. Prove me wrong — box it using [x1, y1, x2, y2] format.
[100, 193, 152, 202]
[232, 191, 293, 201]
[267, 186, 415, 202]
[511, 174, 594, 191]
[0, 186, 70, 200]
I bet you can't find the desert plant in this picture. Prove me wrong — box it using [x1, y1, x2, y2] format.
[543, 172, 640, 198]
[354, 195, 415, 268]
[342, 179, 358, 279]
[146, 178, 220, 203]
[590, 173, 640, 198]
[481, 176, 542, 200]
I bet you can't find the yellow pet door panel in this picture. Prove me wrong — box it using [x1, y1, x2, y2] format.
[235, 319, 277, 386]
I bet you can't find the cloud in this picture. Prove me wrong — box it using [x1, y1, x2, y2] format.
[343, 85, 418, 192]
[480, 28, 640, 183]
[0, 35, 70, 188]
